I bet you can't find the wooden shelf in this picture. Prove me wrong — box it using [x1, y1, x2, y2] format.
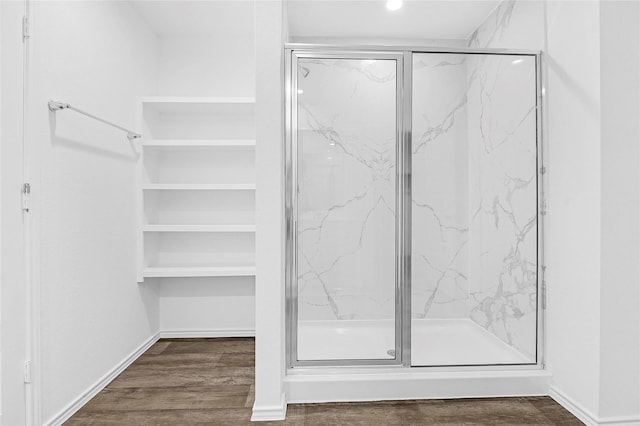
[142, 139, 256, 147]
[143, 224, 255, 233]
[142, 183, 256, 191]
[143, 265, 256, 278]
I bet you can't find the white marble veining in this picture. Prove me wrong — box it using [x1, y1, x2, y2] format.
[466, 53, 538, 362]
[411, 54, 470, 321]
[467, 0, 516, 49]
[296, 58, 397, 337]
[411, 52, 538, 363]
[294, 52, 538, 364]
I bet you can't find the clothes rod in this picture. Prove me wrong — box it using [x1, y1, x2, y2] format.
[48, 100, 141, 141]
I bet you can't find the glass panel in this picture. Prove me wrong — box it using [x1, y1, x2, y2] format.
[295, 57, 398, 361]
[411, 53, 538, 366]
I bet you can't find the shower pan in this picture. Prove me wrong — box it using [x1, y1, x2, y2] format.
[285, 45, 543, 371]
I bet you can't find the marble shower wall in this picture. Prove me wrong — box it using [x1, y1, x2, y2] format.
[411, 52, 538, 362]
[294, 52, 538, 363]
[466, 54, 538, 361]
[467, 0, 516, 49]
[411, 54, 470, 320]
[296, 58, 397, 322]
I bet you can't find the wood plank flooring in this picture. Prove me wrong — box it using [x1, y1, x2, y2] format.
[65, 338, 583, 425]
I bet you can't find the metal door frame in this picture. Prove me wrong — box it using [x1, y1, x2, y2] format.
[285, 45, 544, 370]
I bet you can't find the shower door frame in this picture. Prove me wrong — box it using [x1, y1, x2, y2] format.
[285, 45, 545, 370]
[286, 49, 407, 367]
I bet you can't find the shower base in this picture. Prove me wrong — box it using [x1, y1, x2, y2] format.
[297, 318, 532, 365]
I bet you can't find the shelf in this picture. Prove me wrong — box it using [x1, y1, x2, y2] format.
[143, 224, 255, 233]
[142, 184, 256, 191]
[143, 265, 256, 278]
[143, 190, 254, 226]
[140, 97, 255, 115]
[141, 96, 256, 104]
[137, 95, 257, 283]
[142, 139, 256, 147]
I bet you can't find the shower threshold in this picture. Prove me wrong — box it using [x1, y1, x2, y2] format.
[297, 318, 532, 365]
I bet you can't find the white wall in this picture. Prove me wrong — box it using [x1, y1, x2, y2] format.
[1, 2, 29, 424]
[598, 0, 640, 420]
[544, 1, 603, 416]
[252, 0, 288, 420]
[156, 35, 255, 97]
[158, 278, 255, 335]
[27, 2, 160, 423]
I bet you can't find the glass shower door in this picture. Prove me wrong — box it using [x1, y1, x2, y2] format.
[290, 53, 403, 363]
[410, 52, 539, 366]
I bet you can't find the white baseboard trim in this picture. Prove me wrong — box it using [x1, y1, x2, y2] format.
[550, 386, 598, 426]
[251, 393, 287, 422]
[159, 328, 256, 338]
[598, 418, 640, 426]
[550, 386, 640, 426]
[287, 368, 550, 403]
[45, 332, 160, 426]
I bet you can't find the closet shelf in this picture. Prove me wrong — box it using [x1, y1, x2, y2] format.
[142, 139, 256, 147]
[140, 97, 255, 115]
[143, 224, 256, 233]
[142, 183, 256, 191]
[143, 265, 256, 278]
[137, 95, 257, 283]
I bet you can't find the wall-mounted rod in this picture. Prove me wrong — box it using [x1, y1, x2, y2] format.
[48, 100, 141, 141]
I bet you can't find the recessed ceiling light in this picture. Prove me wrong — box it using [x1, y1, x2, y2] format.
[386, 0, 402, 11]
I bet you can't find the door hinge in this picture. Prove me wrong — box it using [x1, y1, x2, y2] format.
[24, 360, 32, 383]
[541, 265, 547, 310]
[22, 183, 31, 212]
[539, 166, 546, 175]
[540, 199, 547, 216]
[22, 16, 30, 41]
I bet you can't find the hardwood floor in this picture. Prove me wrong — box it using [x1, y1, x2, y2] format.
[65, 338, 583, 425]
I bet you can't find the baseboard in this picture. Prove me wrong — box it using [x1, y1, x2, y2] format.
[550, 386, 640, 426]
[159, 328, 256, 338]
[45, 332, 160, 426]
[251, 393, 287, 422]
[287, 368, 550, 403]
[597, 418, 640, 426]
[550, 386, 598, 426]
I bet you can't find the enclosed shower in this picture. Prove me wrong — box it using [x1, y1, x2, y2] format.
[285, 46, 542, 369]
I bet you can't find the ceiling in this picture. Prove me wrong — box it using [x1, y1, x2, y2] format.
[131, 1, 255, 37]
[286, 0, 502, 41]
[130, 0, 501, 41]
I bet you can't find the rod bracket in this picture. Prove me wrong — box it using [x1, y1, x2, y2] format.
[48, 101, 70, 112]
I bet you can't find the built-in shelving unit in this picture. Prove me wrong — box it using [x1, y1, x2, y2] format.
[136, 97, 256, 281]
